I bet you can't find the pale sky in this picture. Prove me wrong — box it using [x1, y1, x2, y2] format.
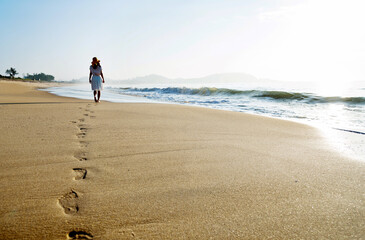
[1, 0, 364, 82]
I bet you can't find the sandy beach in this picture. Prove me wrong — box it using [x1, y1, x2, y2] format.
[0, 80, 364, 239]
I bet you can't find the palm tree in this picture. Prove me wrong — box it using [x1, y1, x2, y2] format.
[5, 67, 18, 78]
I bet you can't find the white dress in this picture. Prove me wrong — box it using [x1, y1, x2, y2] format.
[90, 65, 103, 91]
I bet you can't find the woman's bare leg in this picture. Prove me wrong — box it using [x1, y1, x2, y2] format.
[93, 91, 97, 102]
[97, 91, 101, 102]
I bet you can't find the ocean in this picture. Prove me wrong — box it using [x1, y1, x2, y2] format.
[44, 77, 365, 161]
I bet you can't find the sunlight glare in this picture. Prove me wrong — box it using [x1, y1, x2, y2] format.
[261, 0, 365, 83]
[314, 80, 349, 97]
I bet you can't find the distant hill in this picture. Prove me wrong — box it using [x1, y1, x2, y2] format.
[68, 76, 89, 83]
[114, 73, 268, 86]
[72, 73, 274, 86]
[116, 74, 171, 85]
[182, 73, 259, 84]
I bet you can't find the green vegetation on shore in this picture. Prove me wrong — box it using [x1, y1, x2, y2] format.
[24, 73, 54, 81]
[1, 67, 55, 82]
[5, 67, 18, 78]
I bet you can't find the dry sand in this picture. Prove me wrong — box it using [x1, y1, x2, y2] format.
[0, 80, 364, 239]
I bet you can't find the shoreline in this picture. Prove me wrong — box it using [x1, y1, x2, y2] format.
[42, 81, 365, 162]
[0, 80, 364, 239]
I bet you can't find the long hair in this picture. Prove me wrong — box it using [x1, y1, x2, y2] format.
[91, 57, 101, 69]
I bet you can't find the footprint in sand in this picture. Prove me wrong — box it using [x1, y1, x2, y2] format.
[90, 116, 96, 119]
[76, 132, 86, 139]
[58, 190, 79, 215]
[78, 118, 85, 122]
[73, 168, 87, 180]
[83, 114, 89, 117]
[76, 127, 88, 139]
[79, 141, 89, 148]
[67, 230, 93, 239]
[79, 127, 88, 132]
[74, 152, 88, 161]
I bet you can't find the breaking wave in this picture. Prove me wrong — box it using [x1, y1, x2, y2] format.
[120, 87, 365, 104]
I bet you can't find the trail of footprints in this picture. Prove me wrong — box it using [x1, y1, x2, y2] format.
[60, 104, 95, 239]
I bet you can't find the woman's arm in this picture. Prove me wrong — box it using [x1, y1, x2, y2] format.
[101, 71, 105, 83]
[89, 71, 92, 83]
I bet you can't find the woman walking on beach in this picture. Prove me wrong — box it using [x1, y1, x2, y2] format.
[89, 57, 105, 102]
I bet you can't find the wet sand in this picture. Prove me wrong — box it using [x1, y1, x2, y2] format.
[0, 80, 364, 239]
